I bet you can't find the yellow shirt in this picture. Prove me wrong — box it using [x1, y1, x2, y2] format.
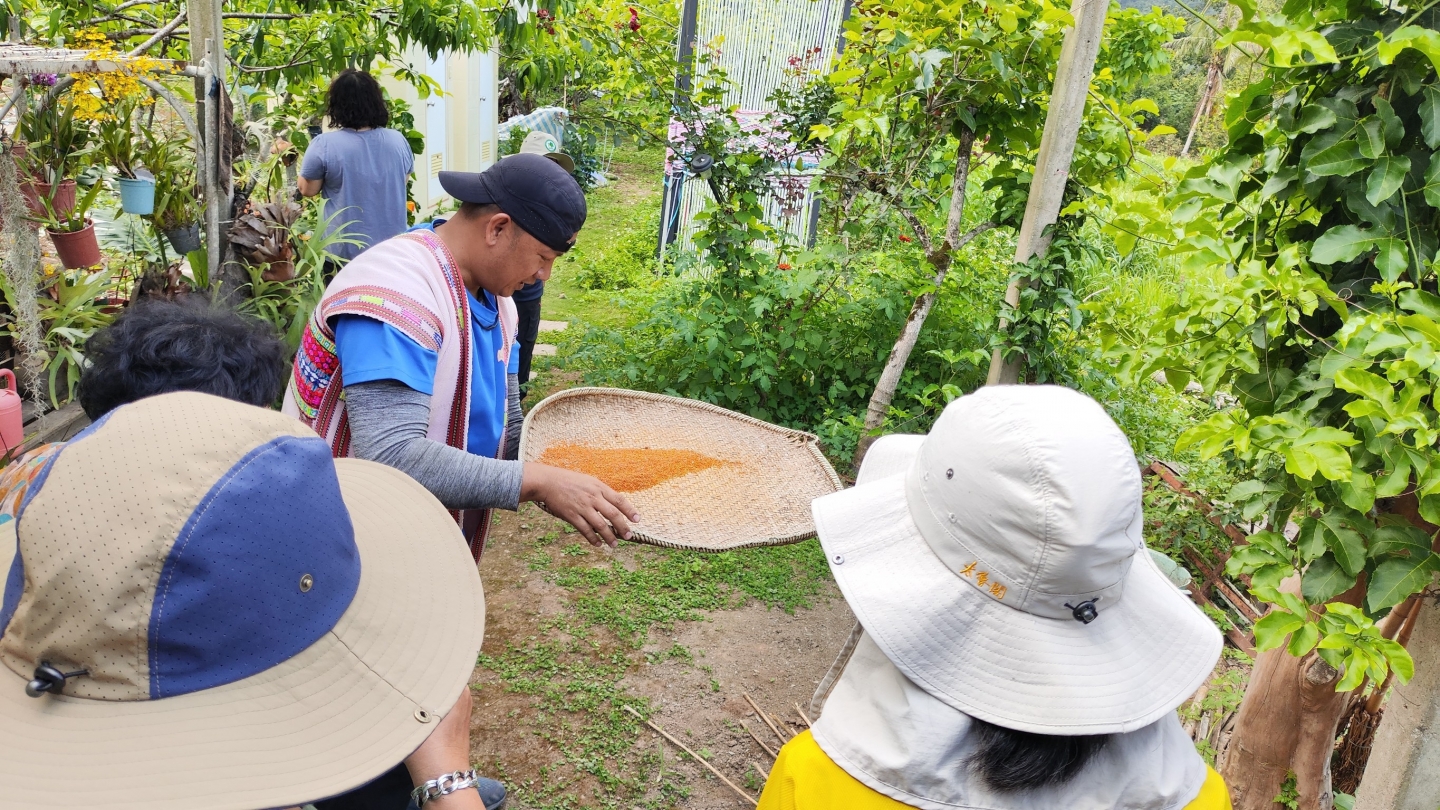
[757, 730, 1232, 810]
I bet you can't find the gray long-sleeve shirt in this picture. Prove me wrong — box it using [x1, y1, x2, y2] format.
[344, 375, 526, 511]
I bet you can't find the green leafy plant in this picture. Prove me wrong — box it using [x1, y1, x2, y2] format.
[93, 97, 144, 179]
[0, 267, 117, 407]
[16, 99, 91, 183]
[1273, 771, 1300, 810]
[139, 130, 202, 233]
[1100, 0, 1440, 689]
[239, 198, 362, 353]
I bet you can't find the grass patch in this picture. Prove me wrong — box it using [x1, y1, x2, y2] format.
[542, 144, 666, 329]
[554, 542, 832, 647]
[479, 516, 834, 809]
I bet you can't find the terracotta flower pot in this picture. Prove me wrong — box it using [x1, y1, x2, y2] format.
[21, 178, 77, 220]
[47, 220, 103, 269]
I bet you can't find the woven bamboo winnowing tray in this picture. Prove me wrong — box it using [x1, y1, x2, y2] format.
[520, 387, 843, 551]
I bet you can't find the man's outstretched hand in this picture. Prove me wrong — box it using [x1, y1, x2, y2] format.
[520, 463, 640, 547]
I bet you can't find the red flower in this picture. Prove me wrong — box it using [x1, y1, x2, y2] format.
[628, 7, 640, 30]
[777, 262, 792, 270]
[898, 234, 912, 243]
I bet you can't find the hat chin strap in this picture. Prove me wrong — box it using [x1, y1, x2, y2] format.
[24, 661, 89, 698]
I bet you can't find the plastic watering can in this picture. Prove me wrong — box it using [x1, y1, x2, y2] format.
[0, 369, 24, 455]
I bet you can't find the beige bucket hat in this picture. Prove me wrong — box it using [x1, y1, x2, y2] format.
[813, 385, 1221, 735]
[520, 129, 576, 172]
[0, 392, 485, 810]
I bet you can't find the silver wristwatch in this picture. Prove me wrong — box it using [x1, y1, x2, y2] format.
[410, 769, 479, 807]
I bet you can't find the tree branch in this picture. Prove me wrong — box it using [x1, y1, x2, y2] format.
[83, 0, 167, 26]
[952, 221, 999, 252]
[127, 9, 186, 58]
[941, 125, 977, 252]
[234, 58, 319, 74]
[892, 204, 936, 257]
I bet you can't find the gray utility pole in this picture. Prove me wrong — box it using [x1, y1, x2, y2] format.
[187, 0, 229, 291]
[985, 0, 1108, 386]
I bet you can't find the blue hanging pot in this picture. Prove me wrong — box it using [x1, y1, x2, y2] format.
[116, 175, 155, 216]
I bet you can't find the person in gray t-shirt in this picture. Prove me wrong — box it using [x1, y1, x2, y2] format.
[299, 69, 415, 271]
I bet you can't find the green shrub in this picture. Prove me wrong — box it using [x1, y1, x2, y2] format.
[571, 243, 1004, 464]
[572, 224, 657, 290]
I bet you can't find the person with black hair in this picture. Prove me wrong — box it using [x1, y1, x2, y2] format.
[757, 386, 1233, 810]
[76, 296, 288, 419]
[0, 297, 288, 518]
[299, 69, 415, 278]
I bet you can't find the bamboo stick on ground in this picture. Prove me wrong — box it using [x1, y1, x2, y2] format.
[753, 761, 771, 781]
[740, 719, 778, 759]
[625, 705, 757, 807]
[793, 703, 812, 728]
[744, 693, 790, 745]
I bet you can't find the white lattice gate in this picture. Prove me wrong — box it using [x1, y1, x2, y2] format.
[658, 0, 850, 256]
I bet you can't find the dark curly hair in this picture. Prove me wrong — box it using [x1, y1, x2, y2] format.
[325, 69, 390, 130]
[77, 296, 288, 420]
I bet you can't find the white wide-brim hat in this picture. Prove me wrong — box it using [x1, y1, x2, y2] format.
[813, 386, 1221, 735]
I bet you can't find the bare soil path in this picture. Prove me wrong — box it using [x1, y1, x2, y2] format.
[468, 503, 855, 809]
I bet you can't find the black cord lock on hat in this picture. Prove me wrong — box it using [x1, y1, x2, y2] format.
[25, 661, 88, 698]
[1065, 598, 1100, 624]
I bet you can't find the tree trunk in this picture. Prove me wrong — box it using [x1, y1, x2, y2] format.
[1180, 53, 1223, 158]
[851, 127, 976, 467]
[1221, 576, 1358, 810]
[986, 0, 1109, 385]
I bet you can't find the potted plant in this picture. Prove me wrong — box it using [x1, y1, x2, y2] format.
[38, 180, 104, 269]
[97, 99, 154, 215]
[230, 199, 301, 282]
[143, 133, 203, 254]
[16, 101, 91, 218]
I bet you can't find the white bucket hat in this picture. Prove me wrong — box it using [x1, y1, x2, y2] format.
[813, 385, 1221, 734]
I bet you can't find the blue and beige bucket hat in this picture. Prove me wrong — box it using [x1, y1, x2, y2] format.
[0, 392, 485, 809]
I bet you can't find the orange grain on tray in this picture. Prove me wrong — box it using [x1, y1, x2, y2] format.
[538, 443, 734, 492]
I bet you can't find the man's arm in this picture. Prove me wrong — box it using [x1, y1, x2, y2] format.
[346, 380, 524, 510]
[346, 380, 640, 546]
[297, 175, 323, 197]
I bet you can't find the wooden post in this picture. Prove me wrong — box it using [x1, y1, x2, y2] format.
[187, 0, 230, 294]
[657, 0, 701, 257]
[985, 0, 1108, 386]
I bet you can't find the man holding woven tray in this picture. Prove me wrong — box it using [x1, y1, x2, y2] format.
[284, 153, 639, 558]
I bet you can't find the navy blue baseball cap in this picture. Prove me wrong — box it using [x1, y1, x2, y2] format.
[439, 153, 586, 252]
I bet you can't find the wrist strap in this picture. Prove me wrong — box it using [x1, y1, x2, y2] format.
[411, 768, 479, 808]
